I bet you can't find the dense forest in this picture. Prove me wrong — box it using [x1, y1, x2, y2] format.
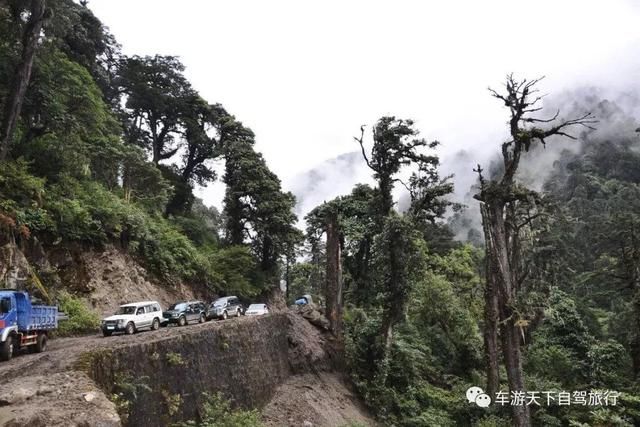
[0, 1, 639, 426]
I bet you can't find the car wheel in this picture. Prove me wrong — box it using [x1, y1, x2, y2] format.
[221, 311, 228, 320]
[35, 334, 47, 353]
[0, 338, 13, 361]
[236, 308, 241, 317]
[151, 318, 160, 331]
[125, 322, 135, 335]
[102, 330, 112, 337]
[178, 315, 187, 326]
[199, 313, 205, 323]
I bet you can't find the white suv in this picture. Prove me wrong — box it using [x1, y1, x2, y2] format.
[101, 301, 163, 336]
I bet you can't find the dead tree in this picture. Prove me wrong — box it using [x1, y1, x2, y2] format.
[474, 75, 596, 427]
[325, 210, 343, 338]
[0, 0, 47, 161]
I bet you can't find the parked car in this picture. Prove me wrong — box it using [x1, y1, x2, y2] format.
[0, 290, 58, 361]
[163, 301, 206, 326]
[207, 296, 243, 320]
[245, 303, 269, 316]
[101, 301, 163, 336]
[294, 294, 313, 305]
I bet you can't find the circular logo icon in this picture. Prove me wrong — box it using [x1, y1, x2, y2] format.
[475, 393, 492, 408]
[466, 386, 484, 403]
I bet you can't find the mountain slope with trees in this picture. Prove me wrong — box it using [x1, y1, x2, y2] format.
[0, 0, 299, 312]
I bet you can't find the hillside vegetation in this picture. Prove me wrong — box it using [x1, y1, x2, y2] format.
[0, 2, 639, 427]
[0, 0, 300, 303]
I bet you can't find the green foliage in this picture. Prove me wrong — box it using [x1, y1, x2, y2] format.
[588, 340, 632, 388]
[0, 159, 50, 238]
[345, 245, 484, 425]
[526, 290, 594, 388]
[177, 392, 262, 427]
[209, 246, 263, 297]
[163, 390, 183, 417]
[223, 138, 302, 279]
[287, 261, 321, 302]
[0, 1, 284, 302]
[166, 352, 186, 367]
[56, 291, 100, 336]
[111, 373, 152, 423]
[17, 47, 121, 182]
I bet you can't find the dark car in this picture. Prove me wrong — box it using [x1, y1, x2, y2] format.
[163, 301, 206, 326]
[206, 296, 244, 320]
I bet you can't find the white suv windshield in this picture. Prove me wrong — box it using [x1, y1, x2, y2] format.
[116, 306, 136, 315]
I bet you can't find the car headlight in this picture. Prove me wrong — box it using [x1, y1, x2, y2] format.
[117, 319, 125, 326]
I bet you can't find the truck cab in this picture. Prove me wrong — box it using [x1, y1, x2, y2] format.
[0, 290, 58, 361]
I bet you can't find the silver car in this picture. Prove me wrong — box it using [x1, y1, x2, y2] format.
[207, 296, 243, 320]
[245, 303, 269, 316]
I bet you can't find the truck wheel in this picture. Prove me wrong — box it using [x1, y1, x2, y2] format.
[0, 338, 13, 361]
[221, 311, 228, 320]
[199, 313, 205, 323]
[178, 316, 187, 327]
[35, 334, 47, 353]
[102, 330, 112, 337]
[151, 318, 160, 331]
[125, 322, 135, 335]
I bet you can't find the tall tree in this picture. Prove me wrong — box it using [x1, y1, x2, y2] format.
[356, 117, 442, 219]
[0, 0, 47, 160]
[180, 99, 222, 185]
[474, 75, 595, 426]
[373, 213, 425, 351]
[325, 209, 343, 337]
[222, 135, 301, 283]
[306, 200, 346, 337]
[119, 55, 193, 164]
[356, 116, 450, 346]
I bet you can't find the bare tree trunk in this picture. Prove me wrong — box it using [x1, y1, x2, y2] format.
[482, 201, 531, 427]
[483, 273, 501, 396]
[0, 0, 46, 161]
[325, 212, 343, 338]
[285, 258, 291, 302]
[481, 204, 500, 397]
[501, 319, 531, 426]
[475, 75, 594, 427]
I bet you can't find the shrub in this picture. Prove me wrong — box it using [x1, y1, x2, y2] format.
[176, 392, 262, 427]
[166, 352, 185, 366]
[56, 291, 100, 336]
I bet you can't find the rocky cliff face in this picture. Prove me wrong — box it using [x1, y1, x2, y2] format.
[0, 243, 31, 289]
[0, 310, 371, 427]
[84, 311, 340, 426]
[88, 314, 295, 425]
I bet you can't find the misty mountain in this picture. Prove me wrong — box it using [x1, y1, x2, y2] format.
[286, 151, 373, 218]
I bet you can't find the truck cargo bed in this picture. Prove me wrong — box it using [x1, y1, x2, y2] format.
[25, 305, 58, 331]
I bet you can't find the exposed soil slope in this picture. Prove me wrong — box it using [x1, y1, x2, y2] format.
[262, 372, 377, 427]
[51, 245, 200, 316]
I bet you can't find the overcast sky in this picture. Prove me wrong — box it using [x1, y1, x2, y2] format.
[89, 0, 640, 212]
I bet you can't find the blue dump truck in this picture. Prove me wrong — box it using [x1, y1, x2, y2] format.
[0, 290, 58, 361]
